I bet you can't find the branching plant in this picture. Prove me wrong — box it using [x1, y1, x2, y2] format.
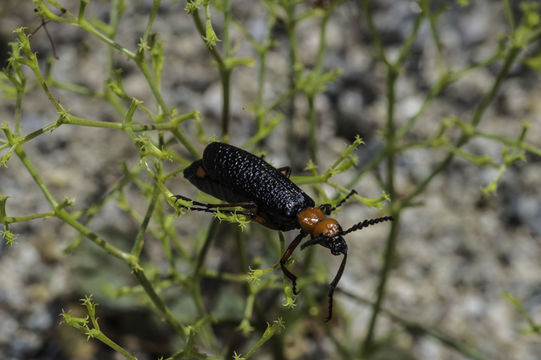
[1, 0, 540, 359]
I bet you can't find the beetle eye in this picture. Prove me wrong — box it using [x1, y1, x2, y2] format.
[330, 237, 347, 255]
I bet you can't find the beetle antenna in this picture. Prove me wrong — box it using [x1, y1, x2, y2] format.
[320, 189, 358, 215]
[340, 215, 394, 236]
[330, 189, 358, 213]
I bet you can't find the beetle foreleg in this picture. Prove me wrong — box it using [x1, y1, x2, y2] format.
[325, 252, 347, 322]
[280, 231, 307, 295]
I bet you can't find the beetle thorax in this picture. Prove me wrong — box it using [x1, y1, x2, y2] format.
[298, 207, 340, 238]
[298, 207, 323, 233]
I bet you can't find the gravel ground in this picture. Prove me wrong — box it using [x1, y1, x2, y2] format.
[1, 1, 540, 359]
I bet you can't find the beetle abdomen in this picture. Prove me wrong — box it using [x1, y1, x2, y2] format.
[183, 159, 254, 204]
[184, 142, 314, 228]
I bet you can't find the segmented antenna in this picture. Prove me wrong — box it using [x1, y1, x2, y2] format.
[341, 216, 394, 236]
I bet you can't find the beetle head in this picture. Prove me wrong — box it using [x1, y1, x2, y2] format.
[322, 234, 348, 255]
[300, 215, 396, 255]
[301, 233, 348, 255]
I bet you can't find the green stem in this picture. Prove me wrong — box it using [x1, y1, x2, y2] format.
[0, 117, 198, 152]
[419, 0, 446, 71]
[2, 212, 56, 223]
[476, 131, 541, 157]
[171, 128, 201, 158]
[285, 2, 299, 163]
[220, 68, 232, 137]
[361, 0, 389, 65]
[92, 332, 137, 360]
[403, 45, 521, 208]
[362, 64, 399, 353]
[131, 184, 160, 257]
[131, 264, 189, 337]
[142, 0, 161, 46]
[307, 95, 317, 163]
[15, 89, 24, 136]
[341, 289, 487, 360]
[57, 208, 131, 262]
[14, 145, 58, 208]
[136, 59, 170, 118]
[189, 6, 225, 68]
[13, 138, 187, 339]
[80, 18, 136, 58]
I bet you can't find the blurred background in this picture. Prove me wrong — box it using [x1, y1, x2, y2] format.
[1, 1, 540, 359]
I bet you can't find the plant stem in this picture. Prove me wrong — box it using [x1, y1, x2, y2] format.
[362, 63, 399, 353]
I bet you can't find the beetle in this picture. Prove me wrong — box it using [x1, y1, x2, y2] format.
[174, 142, 393, 321]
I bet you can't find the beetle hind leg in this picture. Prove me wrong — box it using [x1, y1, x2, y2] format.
[172, 195, 257, 218]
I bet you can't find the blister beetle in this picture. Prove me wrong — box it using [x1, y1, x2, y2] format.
[174, 142, 393, 321]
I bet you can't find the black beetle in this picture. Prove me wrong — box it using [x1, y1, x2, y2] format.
[174, 142, 392, 321]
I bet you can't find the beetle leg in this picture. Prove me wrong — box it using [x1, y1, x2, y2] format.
[280, 231, 307, 295]
[177, 205, 256, 218]
[276, 166, 292, 178]
[187, 207, 257, 218]
[173, 195, 256, 209]
[325, 252, 347, 322]
[172, 195, 258, 218]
